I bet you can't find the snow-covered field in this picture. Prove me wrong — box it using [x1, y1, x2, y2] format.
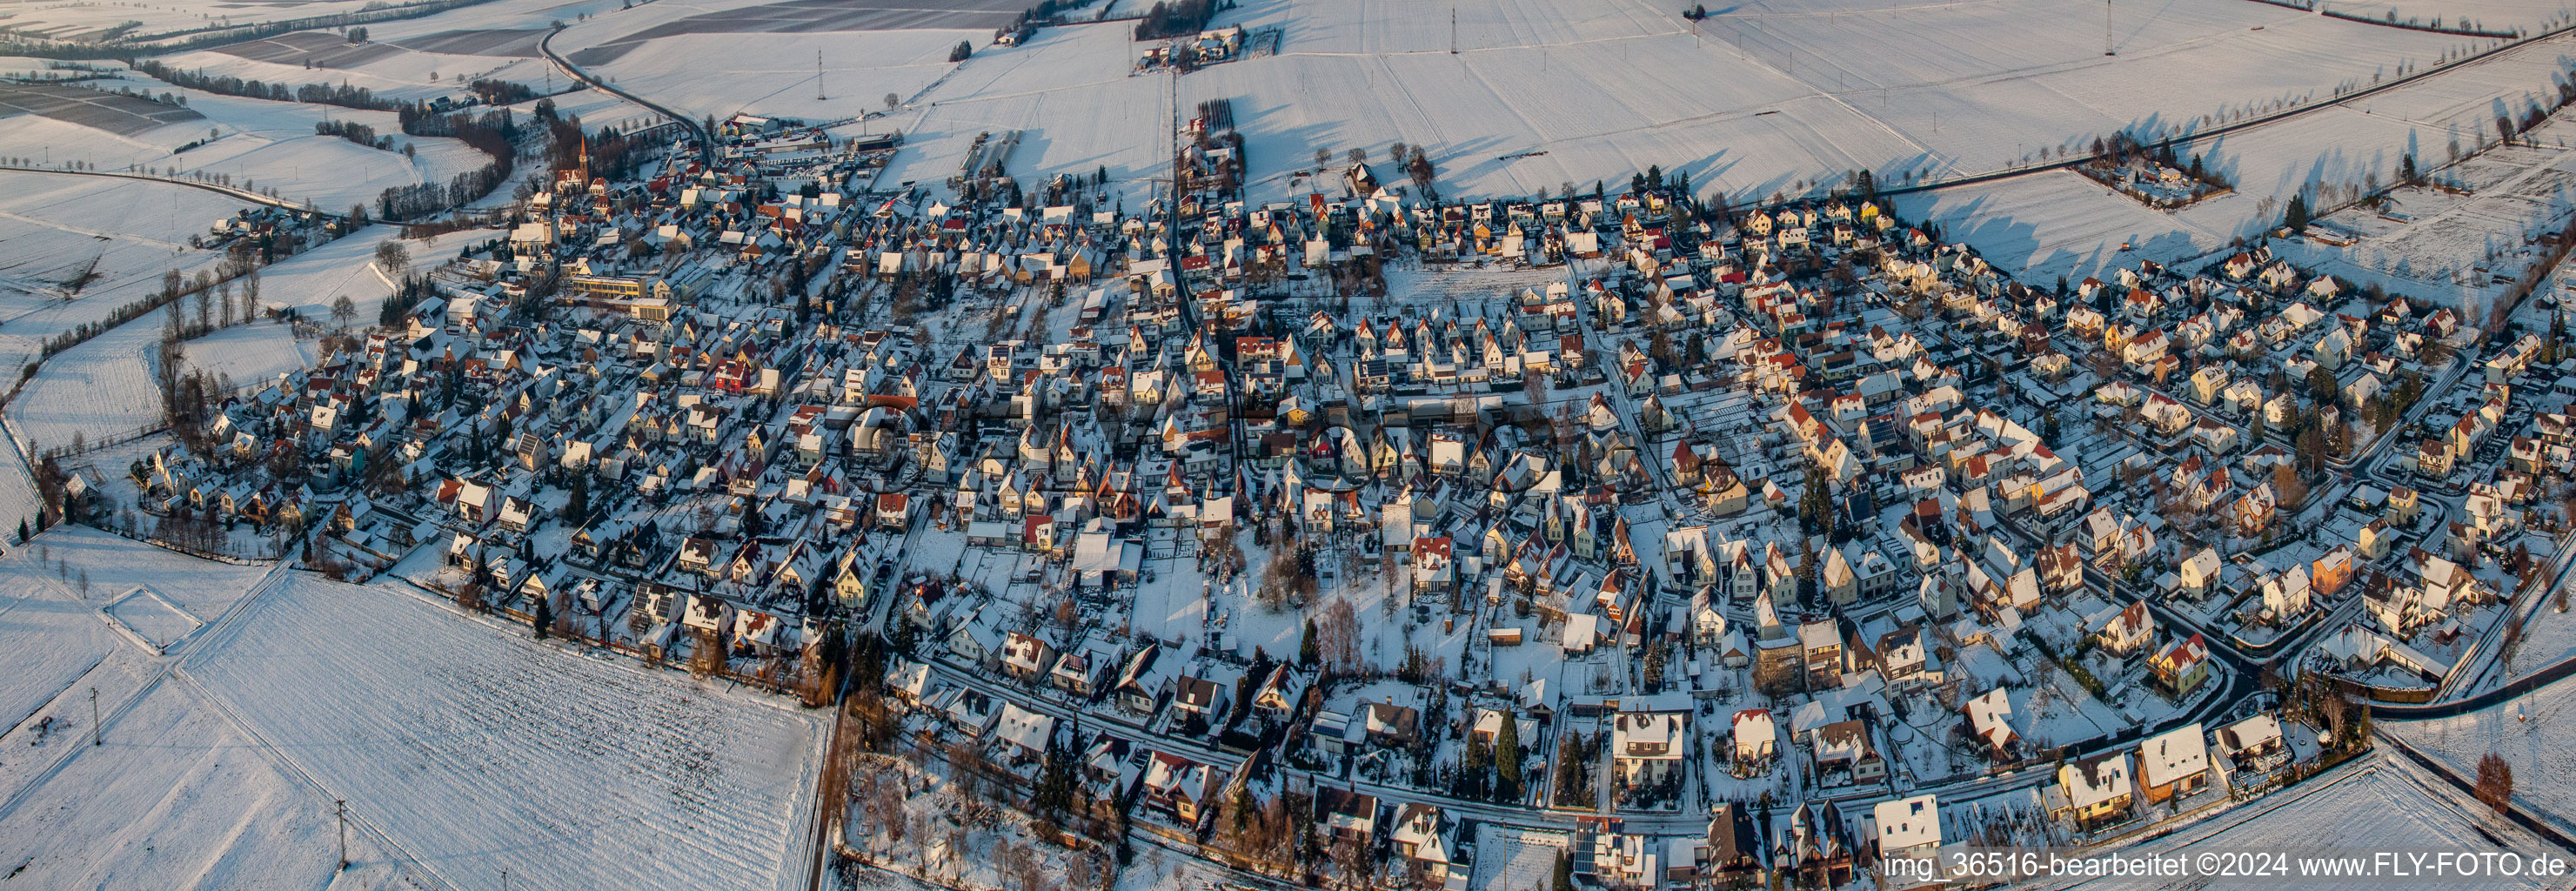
[236, 223, 402, 318]
[182, 573, 830, 891]
[1171, 0, 2455, 204]
[1896, 170, 2240, 284]
[840, 0, 2562, 261]
[0, 64, 494, 212]
[148, 85, 489, 211]
[2278, 110, 2576, 311]
[1904, 23, 2576, 280]
[872, 23, 1171, 204]
[582, 29, 984, 124]
[0, 527, 422, 890]
[0, 171, 237, 374]
[0, 674, 418, 891]
[0, 0, 386, 44]
[2043, 749, 2563, 889]
[10, 287, 196, 451]
[2386, 671, 2576, 829]
[156, 32, 558, 104]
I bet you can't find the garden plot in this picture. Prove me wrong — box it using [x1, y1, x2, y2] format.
[1468, 826, 1568, 891]
[182, 573, 829, 891]
[101, 585, 208, 653]
[2385, 670, 2576, 829]
[177, 319, 306, 389]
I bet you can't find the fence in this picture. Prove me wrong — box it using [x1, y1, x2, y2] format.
[2316, 7, 2519, 38]
[79, 519, 272, 565]
[25, 422, 164, 461]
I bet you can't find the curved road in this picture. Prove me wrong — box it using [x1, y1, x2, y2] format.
[0, 164, 347, 218]
[536, 25, 715, 168]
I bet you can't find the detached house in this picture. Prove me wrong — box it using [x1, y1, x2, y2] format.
[2051, 751, 2135, 832]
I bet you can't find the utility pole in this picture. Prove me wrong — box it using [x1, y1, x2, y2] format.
[2104, 0, 2116, 55]
[816, 50, 826, 102]
[1450, 6, 1457, 54]
[88, 688, 97, 746]
[335, 800, 347, 869]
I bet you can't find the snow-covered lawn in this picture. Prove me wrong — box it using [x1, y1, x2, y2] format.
[182, 573, 830, 891]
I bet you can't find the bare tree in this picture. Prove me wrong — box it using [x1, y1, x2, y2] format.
[2475, 753, 2514, 816]
[372, 240, 409, 280]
